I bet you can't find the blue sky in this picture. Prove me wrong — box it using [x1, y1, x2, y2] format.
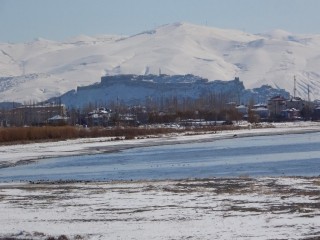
[1, 0, 320, 43]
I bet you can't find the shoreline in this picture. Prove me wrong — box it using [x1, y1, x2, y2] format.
[1, 125, 320, 239]
[0, 122, 320, 169]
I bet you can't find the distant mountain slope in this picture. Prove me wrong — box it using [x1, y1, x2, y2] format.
[1, 22, 320, 103]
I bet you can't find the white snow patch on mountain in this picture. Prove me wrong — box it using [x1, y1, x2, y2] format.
[1, 22, 320, 103]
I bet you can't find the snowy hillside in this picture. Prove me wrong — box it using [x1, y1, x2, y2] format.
[1, 22, 320, 103]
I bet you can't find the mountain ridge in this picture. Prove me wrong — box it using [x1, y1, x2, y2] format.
[1, 22, 320, 103]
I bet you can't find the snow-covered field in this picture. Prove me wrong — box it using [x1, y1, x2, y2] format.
[1, 177, 320, 240]
[1, 121, 320, 239]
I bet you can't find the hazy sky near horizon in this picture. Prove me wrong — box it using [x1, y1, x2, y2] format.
[1, 0, 320, 43]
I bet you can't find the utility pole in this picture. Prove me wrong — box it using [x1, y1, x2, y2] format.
[293, 75, 297, 98]
[306, 84, 312, 121]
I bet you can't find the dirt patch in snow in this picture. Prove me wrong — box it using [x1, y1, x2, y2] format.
[0, 177, 320, 239]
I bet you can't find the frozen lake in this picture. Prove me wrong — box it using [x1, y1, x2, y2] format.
[1, 132, 320, 181]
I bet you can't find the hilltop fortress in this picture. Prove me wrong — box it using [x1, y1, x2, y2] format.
[59, 74, 289, 108]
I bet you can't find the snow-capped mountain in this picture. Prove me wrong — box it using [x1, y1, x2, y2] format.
[1, 22, 320, 103]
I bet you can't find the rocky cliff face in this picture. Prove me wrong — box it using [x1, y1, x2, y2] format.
[57, 74, 289, 108]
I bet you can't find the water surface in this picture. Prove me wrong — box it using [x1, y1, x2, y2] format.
[0, 132, 319, 181]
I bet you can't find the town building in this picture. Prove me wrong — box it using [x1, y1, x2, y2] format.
[267, 96, 287, 120]
[281, 108, 301, 121]
[9, 104, 66, 126]
[235, 105, 248, 116]
[86, 107, 112, 127]
[286, 97, 305, 111]
[251, 103, 269, 121]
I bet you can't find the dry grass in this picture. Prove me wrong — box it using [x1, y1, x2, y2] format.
[0, 125, 240, 144]
[0, 126, 176, 144]
[0, 126, 79, 143]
